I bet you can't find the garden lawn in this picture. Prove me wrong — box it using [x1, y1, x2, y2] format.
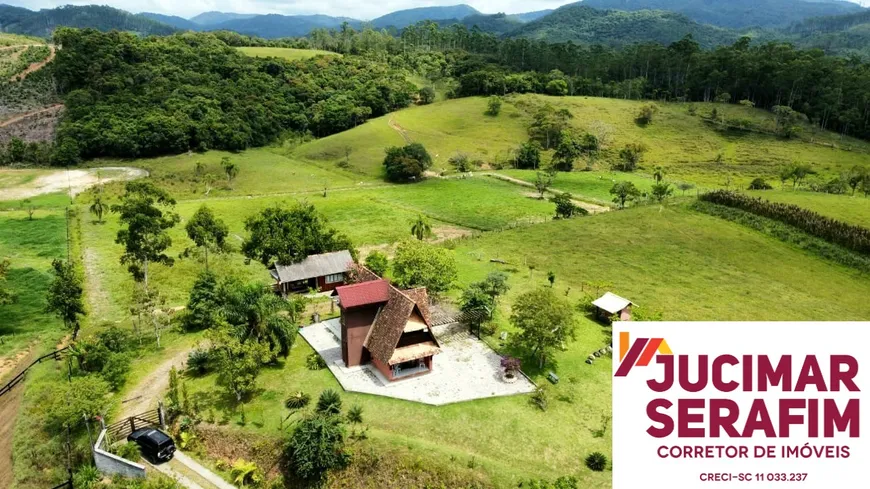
[0, 210, 66, 356]
[236, 47, 341, 60]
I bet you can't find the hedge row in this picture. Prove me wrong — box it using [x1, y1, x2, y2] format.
[699, 190, 870, 255]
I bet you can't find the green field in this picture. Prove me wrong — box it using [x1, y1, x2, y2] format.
[236, 46, 341, 61]
[5, 93, 870, 488]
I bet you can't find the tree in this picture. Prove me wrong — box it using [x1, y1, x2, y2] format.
[185, 205, 229, 271]
[677, 182, 695, 195]
[486, 95, 502, 116]
[130, 284, 168, 348]
[0, 259, 12, 305]
[748, 178, 773, 190]
[615, 143, 647, 172]
[410, 215, 432, 241]
[45, 259, 86, 339]
[545, 79, 568, 96]
[88, 190, 107, 223]
[211, 327, 271, 403]
[383, 143, 432, 182]
[448, 153, 477, 172]
[285, 414, 350, 481]
[514, 142, 542, 170]
[418, 86, 435, 105]
[714, 92, 731, 104]
[534, 170, 555, 199]
[610, 181, 641, 209]
[791, 163, 816, 188]
[552, 132, 582, 172]
[392, 240, 457, 295]
[242, 202, 354, 267]
[529, 105, 572, 149]
[551, 193, 586, 219]
[182, 271, 222, 332]
[510, 287, 576, 368]
[22, 199, 35, 220]
[779, 165, 795, 188]
[848, 166, 866, 196]
[364, 251, 388, 277]
[221, 157, 239, 189]
[41, 375, 110, 433]
[652, 166, 665, 183]
[650, 182, 674, 204]
[220, 279, 300, 358]
[111, 181, 180, 288]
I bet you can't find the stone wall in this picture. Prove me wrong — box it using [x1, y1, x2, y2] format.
[93, 429, 145, 478]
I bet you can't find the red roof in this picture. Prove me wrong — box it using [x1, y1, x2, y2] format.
[335, 280, 391, 309]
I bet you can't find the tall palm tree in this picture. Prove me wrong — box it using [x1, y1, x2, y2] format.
[410, 215, 432, 241]
[89, 192, 106, 222]
[222, 281, 298, 358]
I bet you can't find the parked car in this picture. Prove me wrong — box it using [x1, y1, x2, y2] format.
[127, 428, 176, 463]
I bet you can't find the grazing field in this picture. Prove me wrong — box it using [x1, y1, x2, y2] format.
[0, 209, 66, 356]
[293, 95, 870, 187]
[0, 33, 45, 47]
[496, 169, 660, 206]
[236, 46, 341, 60]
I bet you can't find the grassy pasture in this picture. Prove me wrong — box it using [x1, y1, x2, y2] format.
[236, 46, 341, 60]
[0, 33, 45, 47]
[747, 189, 870, 228]
[0, 210, 66, 356]
[496, 169, 659, 206]
[293, 95, 870, 187]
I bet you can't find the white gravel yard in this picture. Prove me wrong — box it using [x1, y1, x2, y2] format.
[300, 318, 536, 405]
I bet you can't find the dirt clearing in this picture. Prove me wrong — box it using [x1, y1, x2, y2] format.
[0, 167, 148, 201]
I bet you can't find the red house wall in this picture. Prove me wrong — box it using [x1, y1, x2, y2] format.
[341, 306, 380, 367]
[371, 356, 434, 382]
[316, 276, 345, 292]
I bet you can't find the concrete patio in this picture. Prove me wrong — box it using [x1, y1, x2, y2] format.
[299, 318, 536, 405]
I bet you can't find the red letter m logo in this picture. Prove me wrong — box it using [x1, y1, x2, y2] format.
[614, 332, 672, 377]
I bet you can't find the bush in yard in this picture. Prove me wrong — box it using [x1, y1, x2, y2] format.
[585, 451, 608, 472]
[347, 404, 363, 424]
[383, 143, 432, 182]
[306, 352, 327, 370]
[187, 348, 212, 375]
[748, 178, 773, 190]
[316, 389, 343, 415]
[530, 386, 549, 411]
[363, 250, 389, 277]
[285, 391, 311, 410]
[285, 414, 351, 481]
[113, 441, 141, 461]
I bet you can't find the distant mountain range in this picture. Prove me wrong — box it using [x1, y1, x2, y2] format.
[2, 2, 869, 57]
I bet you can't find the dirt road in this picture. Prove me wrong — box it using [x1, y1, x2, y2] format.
[0, 104, 63, 129]
[485, 173, 612, 214]
[117, 346, 193, 420]
[0, 348, 38, 488]
[10, 45, 56, 82]
[0, 167, 148, 201]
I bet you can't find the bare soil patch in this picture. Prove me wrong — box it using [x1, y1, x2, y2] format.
[0, 104, 63, 144]
[0, 166, 148, 201]
[10, 45, 55, 82]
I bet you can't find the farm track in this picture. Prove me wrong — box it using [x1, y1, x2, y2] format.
[483, 173, 612, 213]
[0, 347, 38, 488]
[9, 44, 55, 82]
[0, 104, 63, 129]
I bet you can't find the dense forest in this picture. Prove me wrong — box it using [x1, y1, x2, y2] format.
[50, 28, 415, 164]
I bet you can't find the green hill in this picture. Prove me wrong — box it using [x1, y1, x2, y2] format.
[785, 10, 870, 56]
[508, 5, 738, 48]
[139, 12, 201, 31]
[582, 0, 864, 28]
[371, 4, 480, 28]
[0, 4, 177, 37]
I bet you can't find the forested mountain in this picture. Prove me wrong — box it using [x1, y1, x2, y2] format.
[0, 4, 176, 37]
[189, 11, 257, 25]
[370, 4, 479, 28]
[508, 5, 738, 47]
[510, 10, 556, 22]
[437, 13, 524, 35]
[582, 0, 864, 28]
[140, 12, 200, 31]
[212, 14, 360, 38]
[785, 10, 870, 56]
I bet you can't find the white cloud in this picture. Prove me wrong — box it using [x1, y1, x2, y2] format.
[5, 0, 572, 20]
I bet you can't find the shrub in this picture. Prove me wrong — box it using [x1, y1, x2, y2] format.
[418, 86, 435, 105]
[100, 353, 131, 390]
[187, 348, 212, 375]
[614, 143, 647, 172]
[363, 251, 389, 277]
[306, 352, 327, 370]
[112, 442, 141, 461]
[747, 178, 773, 190]
[635, 103, 659, 124]
[585, 451, 608, 471]
[514, 141, 541, 169]
[486, 95, 502, 116]
[383, 143, 432, 182]
[347, 404, 363, 424]
[316, 389, 343, 415]
[530, 386, 549, 411]
[231, 459, 263, 487]
[72, 465, 101, 489]
[449, 153, 478, 172]
[286, 414, 350, 481]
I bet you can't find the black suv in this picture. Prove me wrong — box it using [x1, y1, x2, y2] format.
[127, 428, 176, 463]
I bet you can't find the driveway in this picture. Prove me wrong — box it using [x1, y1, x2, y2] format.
[300, 319, 536, 405]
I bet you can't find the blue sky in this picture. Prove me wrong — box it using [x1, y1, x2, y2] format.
[5, 0, 574, 19]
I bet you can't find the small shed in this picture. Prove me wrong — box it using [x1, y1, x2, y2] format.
[271, 250, 353, 294]
[592, 292, 633, 322]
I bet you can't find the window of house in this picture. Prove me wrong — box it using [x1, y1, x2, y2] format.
[325, 273, 344, 284]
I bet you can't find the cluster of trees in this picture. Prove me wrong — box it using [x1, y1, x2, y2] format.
[50, 28, 416, 164]
[700, 190, 870, 255]
[0, 138, 53, 166]
[300, 22, 870, 141]
[383, 143, 433, 182]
